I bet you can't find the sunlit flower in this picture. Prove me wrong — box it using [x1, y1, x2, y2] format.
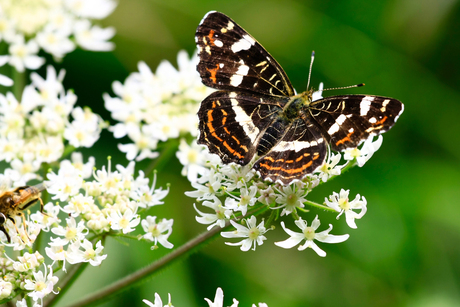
[275, 216, 349, 257]
[325, 189, 367, 229]
[141, 216, 174, 249]
[344, 135, 383, 167]
[194, 198, 232, 230]
[221, 216, 267, 252]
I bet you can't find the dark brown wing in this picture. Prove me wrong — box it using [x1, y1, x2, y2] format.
[196, 11, 295, 97]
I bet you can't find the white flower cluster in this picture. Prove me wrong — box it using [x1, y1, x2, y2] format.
[180, 111, 381, 255]
[0, 0, 116, 74]
[0, 155, 172, 304]
[104, 50, 214, 161]
[143, 287, 268, 307]
[0, 65, 103, 186]
[0, 250, 58, 306]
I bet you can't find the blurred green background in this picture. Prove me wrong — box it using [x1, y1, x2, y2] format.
[33, 0, 460, 306]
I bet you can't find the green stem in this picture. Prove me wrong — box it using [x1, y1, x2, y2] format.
[304, 200, 336, 212]
[145, 138, 180, 178]
[62, 145, 76, 159]
[62, 221, 230, 307]
[12, 69, 26, 100]
[45, 262, 89, 307]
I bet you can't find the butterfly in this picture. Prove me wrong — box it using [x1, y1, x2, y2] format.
[195, 11, 404, 184]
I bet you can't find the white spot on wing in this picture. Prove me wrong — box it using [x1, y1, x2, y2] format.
[231, 98, 259, 143]
[336, 114, 347, 125]
[244, 34, 256, 45]
[360, 96, 374, 116]
[381, 99, 390, 112]
[394, 103, 404, 122]
[369, 117, 377, 123]
[214, 39, 223, 47]
[230, 75, 243, 87]
[272, 141, 312, 152]
[230, 64, 249, 86]
[227, 21, 234, 30]
[231, 35, 254, 53]
[328, 123, 340, 135]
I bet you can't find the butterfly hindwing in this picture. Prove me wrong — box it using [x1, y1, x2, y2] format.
[197, 91, 286, 165]
[253, 118, 327, 184]
[196, 11, 295, 97]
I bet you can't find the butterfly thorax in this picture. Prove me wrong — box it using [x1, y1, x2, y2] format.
[282, 90, 314, 121]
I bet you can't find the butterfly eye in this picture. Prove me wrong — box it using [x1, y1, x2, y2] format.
[0, 213, 6, 225]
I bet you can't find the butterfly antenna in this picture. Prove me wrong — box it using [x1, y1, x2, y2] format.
[322, 83, 365, 92]
[306, 51, 315, 91]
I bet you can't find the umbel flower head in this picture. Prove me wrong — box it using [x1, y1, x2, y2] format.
[0, 65, 103, 186]
[0, 156, 173, 304]
[0, 0, 116, 72]
[104, 50, 214, 162]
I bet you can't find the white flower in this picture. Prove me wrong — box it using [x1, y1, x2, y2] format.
[143, 293, 172, 307]
[221, 216, 267, 252]
[62, 194, 95, 217]
[1, 0, 116, 63]
[70, 152, 95, 179]
[274, 183, 307, 216]
[30, 65, 65, 104]
[312, 82, 324, 101]
[141, 216, 174, 249]
[108, 208, 140, 234]
[24, 265, 59, 302]
[74, 19, 115, 51]
[8, 36, 45, 72]
[275, 216, 349, 257]
[344, 135, 383, 167]
[46, 165, 84, 201]
[68, 239, 107, 266]
[194, 198, 232, 230]
[224, 185, 257, 216]
[176, 139, 209, 183]
[204, 287, 224, 307]
[30, 202, 61, 230]
[36, 26, 75, 59]
[92, 160, 122, 195]
[316, 152, 343, 182]
[0, 280, 13, 300]
[105, 50, 213, 161]
[50, 217, 88, 246]
[45, 245, 72, 271]
[221, 164, 255, 191]
[0, 56, 13, 86]
[16, 298, 28, 307]
[185, 167, 223, 201]
[258, 186, 276, 206]
[65, 0, 117, 19]
[134, 173, 169, 208]
[325, 189, 367, 229]
[13, 251, 44, 272]
[118, 126, 159, 161]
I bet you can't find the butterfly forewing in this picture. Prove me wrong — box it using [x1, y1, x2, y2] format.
[196, 11, 295, 97]
[309, 95, 404, 151]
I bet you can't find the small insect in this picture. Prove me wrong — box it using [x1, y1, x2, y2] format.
[0, 183, 46, 243]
